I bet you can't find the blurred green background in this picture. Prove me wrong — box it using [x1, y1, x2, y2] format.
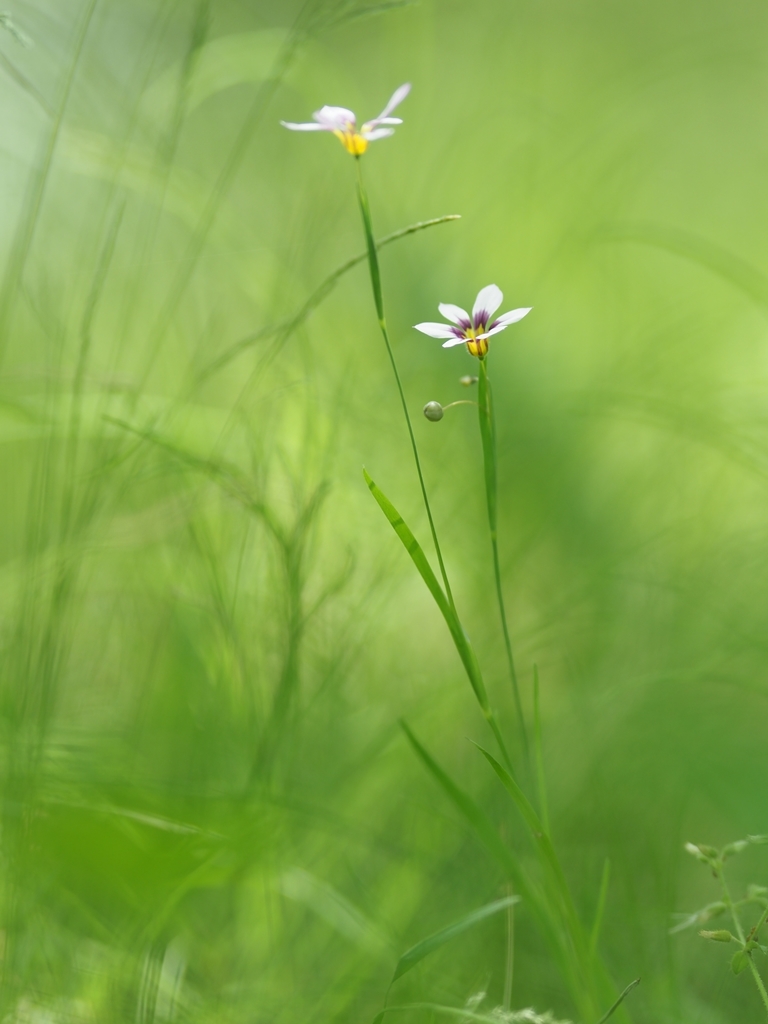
[1, 0, 768, 1020]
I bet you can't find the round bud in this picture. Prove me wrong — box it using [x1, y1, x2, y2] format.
[423, 401, 444, 422]
[459, 375, 478, 387]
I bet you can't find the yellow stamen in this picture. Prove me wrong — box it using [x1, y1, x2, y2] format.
[334, 128, 369, 156]
[465, 331, 489, 358]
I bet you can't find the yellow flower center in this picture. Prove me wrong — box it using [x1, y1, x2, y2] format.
[465, 330, 489, 359]
[334, 127, 369, 156]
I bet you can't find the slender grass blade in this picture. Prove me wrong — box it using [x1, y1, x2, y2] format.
[392, 895, 519, 982]
[364, 470, 490, 713]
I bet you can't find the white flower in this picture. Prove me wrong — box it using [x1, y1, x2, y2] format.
[414, 285, 531, 359]
[281, 83, 411, 156]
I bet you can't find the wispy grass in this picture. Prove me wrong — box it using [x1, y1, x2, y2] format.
[0, 1, 766, 1023]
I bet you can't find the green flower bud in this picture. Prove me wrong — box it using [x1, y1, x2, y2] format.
[700, 929, 734, 942]
[423, 401, 444, 422]
[684, 843, 707, 862]
[732, 950, 750, 975]
[700, 901, 727, 921]
[723, 840, 749, 858]
[685, 842, 718, 864]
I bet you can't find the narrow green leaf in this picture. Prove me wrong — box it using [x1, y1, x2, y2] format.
[356, 160, 385, 321]
[401, 722, 520, 881]
[364, 470, 489, 712]
[392, 895, 519, 982]
[595, 978, 641, 1024]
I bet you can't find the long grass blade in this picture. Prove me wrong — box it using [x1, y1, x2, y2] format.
[533, 665, 550, 835]
[0, 0, 99, 367]
[194, 214, 460, 386]
[472, 743, 593, 986]
[589, 859, 611, 961]
[392, 895, 519, 982]
[595, 979, 640, 1024]
[400, 721, 576, 994]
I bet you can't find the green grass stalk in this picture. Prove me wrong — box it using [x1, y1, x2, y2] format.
[532, 665, 549, 832]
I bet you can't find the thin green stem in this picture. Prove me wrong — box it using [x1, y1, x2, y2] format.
[752, 902, 768, 938]
[477, 357, 529, 759]
[354, 157, 455, 612]
[720, 869, 768, 1017]
[533, 665, 550, 833]
[503, 884, 514, 1011]
[441, 400, 476, 411]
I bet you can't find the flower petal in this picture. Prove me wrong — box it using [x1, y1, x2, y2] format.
[472, 284, 503, 327]
[314, 105, 356, 129]
[442, 337, 470, 348]
[493, 306, 533, 327]
[363, 127, 395, 142]
[281, 120, 328, 131]
[475, 324, 508, 340]
[373, 82, 411, 123]
[438, 303, 471, 326]
[413, 322, 461, 339]
[479, 313, 532, 342]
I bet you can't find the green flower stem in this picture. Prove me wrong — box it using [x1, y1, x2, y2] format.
[354, 156, 455, 612]
[720, 869, 768, 1016]
[354, 160, 514, 773]
[752, 902, 768, 937]
[477, 357, 529, 759]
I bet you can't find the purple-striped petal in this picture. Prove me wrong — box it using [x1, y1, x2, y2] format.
[493, 306, 532, 327]
[475, 324, 508, 340]
[472, 284, 503, 329]
[476, 315, 530, 340]
[442, 337, 471, 348]
[414, 322, 462, 339]
[438, 303, 471, 327]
